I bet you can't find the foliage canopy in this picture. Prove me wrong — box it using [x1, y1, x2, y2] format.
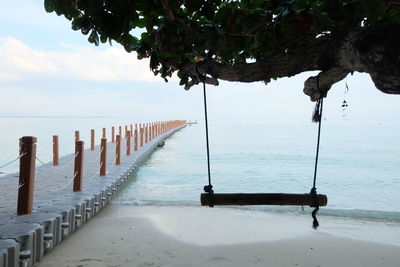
[45, 0, 400, 99]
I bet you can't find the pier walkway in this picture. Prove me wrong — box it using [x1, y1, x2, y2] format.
[0, 121, 187, 267]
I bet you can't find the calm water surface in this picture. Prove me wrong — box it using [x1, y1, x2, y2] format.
[1, 118, 399, 221]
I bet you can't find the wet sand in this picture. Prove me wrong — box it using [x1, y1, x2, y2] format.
[37, 205, 400, 267]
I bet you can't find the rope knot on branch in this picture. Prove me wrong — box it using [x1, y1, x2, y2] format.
[184, 60, 219, 90]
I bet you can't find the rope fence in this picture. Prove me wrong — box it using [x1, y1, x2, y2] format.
[0, 120, 187, 215]
[0, 152, 27, 170]
[87, 161, 104, 180]
[40, 172, 79, 193]
[35, 156, 52, 168]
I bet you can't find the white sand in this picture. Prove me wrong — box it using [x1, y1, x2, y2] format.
[37, 205, 400, 267]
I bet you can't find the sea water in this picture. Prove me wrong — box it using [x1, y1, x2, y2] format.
[1, 118, 400, 222]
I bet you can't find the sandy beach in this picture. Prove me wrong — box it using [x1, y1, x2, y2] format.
[37, 205, 400, 267]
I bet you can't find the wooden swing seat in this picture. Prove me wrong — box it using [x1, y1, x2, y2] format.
[201, 193, 328, 207]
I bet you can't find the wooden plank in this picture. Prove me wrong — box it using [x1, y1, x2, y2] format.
[201, 193, 327, 207]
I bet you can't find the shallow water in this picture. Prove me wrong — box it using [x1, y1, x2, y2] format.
[115, 122, 400, 221]
[1, 118, 399, 222]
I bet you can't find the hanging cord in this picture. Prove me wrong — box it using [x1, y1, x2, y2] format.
[310, 74, 325, 229]
[310, 97, 323, 229]
[197, 66, 214, 207]
[0, 152, 26, 170]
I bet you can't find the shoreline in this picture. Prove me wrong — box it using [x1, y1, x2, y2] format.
[37, 205, 400, 267]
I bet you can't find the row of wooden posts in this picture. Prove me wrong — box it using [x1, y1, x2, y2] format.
[17, 120, 187, 215]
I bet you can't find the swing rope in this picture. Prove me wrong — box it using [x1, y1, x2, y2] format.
[310, 74, 326, 229]
[310, 97, 323, 229]
[201, 78, 214, 207]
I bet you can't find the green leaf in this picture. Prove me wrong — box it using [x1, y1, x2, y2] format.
[44, 0, 55, 13]
[71, 17, 84, 31]
[120, 34, 139, 52]
[185, 0, 205, 13]
[150, 53, 159, 70]
[100, 34, 108, 43]
[93, 31, 99, 46]
[132, 18, 148, 28]
[88, 30, 99, 46]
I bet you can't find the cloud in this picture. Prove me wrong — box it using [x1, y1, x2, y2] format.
[0, 37, 58, 80]
[0, 37, 161, 82]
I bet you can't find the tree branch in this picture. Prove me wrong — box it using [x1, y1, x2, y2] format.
[184, 76, 219, 90]
[179, 23, 400, 99]
[180, 40, 333, 84]
[160, 0, 175, 23]
[303, 68, 350, 101]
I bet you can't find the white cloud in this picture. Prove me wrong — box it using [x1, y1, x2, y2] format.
[0, 37, 59, 79]
[0, 37, 161, 82]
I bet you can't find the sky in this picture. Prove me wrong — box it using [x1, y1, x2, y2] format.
[0, 1, 399, 125]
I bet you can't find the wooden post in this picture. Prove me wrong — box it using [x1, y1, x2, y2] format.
[145, 124, 148, 143]
[126, 131, 131, 156]
[73, 140, 84, 192]
[53, 135, 59, 166]
[75, 131, 80, 141]
[147, 123, 150, 142]
[111, 126, 115, 143]
[17, 136, 37, 215]
[119, 126, 122, 136]
[140, 126, 144, 147]
[102, 128, 106, 139]
[130, 124, 133, 136]
[125, 126, 128, 139]
[134, 125, 138, 152]
[100, 138, 107, 176]
[90, 129, 95, 151]
[115, 135, 121, 165]
[149, 124, 152, 142]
